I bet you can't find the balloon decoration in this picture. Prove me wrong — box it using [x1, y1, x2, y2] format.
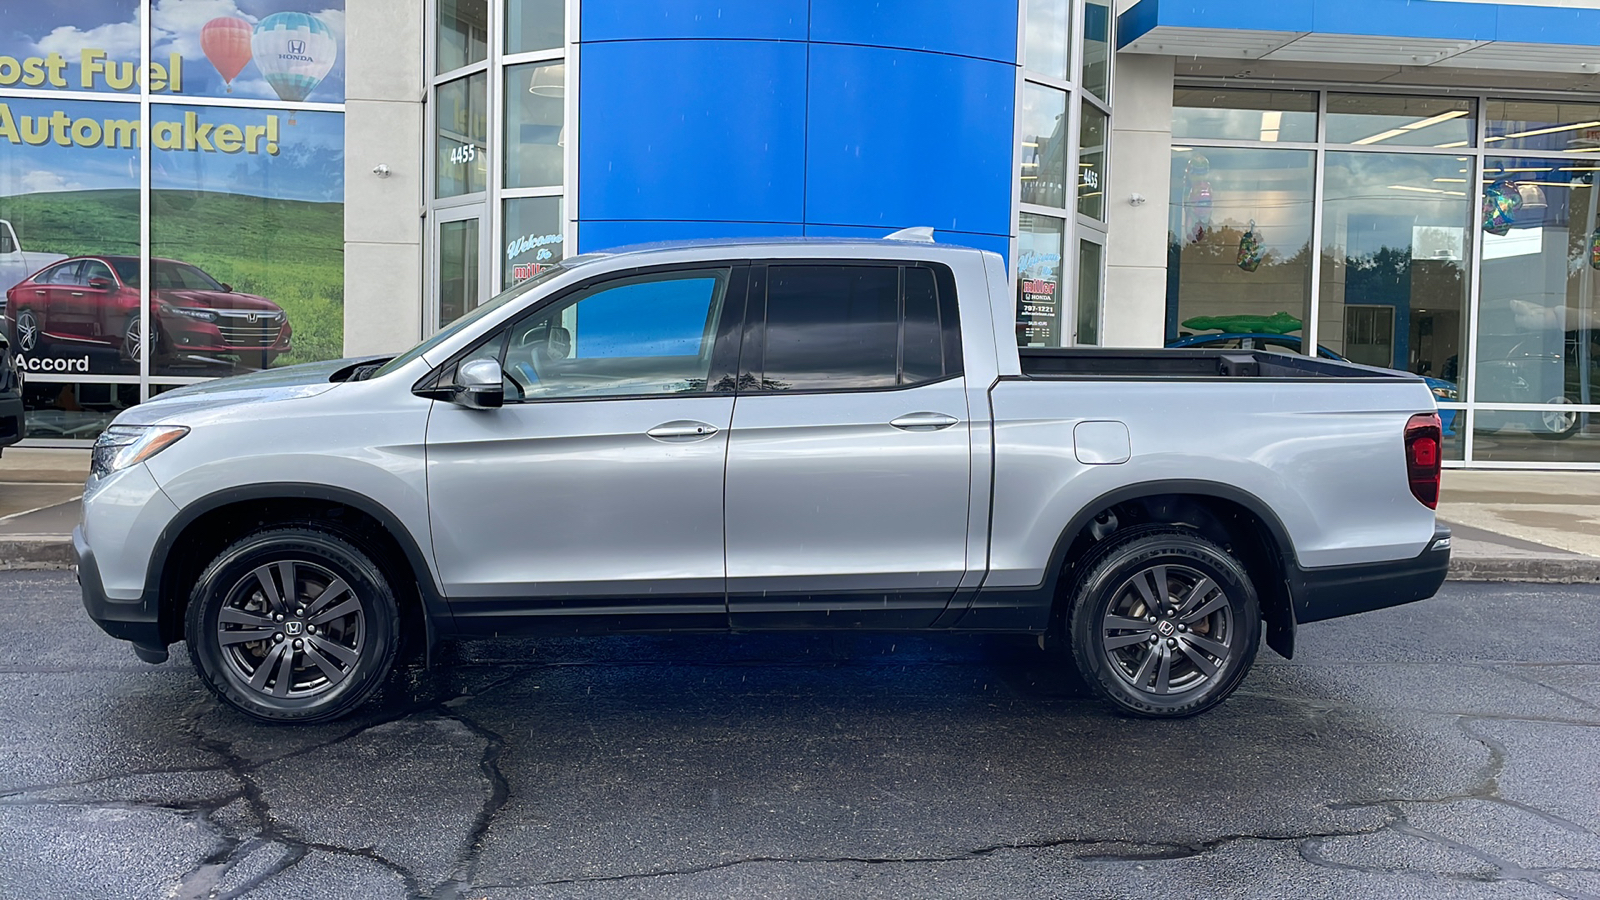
[200, 17, 253, 93]
[251, 11, 337, 120]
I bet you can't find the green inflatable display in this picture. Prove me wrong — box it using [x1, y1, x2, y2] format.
[1180, 311, 1303, 335]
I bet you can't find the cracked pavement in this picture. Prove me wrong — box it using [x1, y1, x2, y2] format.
[1, 572, 1598, 898]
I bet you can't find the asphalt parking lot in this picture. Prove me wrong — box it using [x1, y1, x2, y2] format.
[2, 571, 1598, 900]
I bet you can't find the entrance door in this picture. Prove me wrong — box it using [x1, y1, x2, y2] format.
[432, 208, 489, 332]
[426, 265, 747, 629]
[725, 262, 972, 628]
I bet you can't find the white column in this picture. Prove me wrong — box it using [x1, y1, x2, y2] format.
[1102, 52, 1173, 348]
[342, 0, 426, 356]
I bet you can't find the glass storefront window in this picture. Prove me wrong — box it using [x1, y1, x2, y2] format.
[1473, 409, 1600, 462]
[438, 0, 488, 73]
[1476, 157, 1600, 416]
[504, 62, 564, 189]
[507, 0, 565, 55]
[1167, 147, 1315, 346]
[20, 382, 140, 440]
[1022, 0, 1070, 81]
[1020, 84, 1068, 208]
[1077, 240, 1102, 345]
[436, 72, 489, 197]
[1326, 94, 1475, 149]
[1486, 100, 1600, 154]
[1172, 88, 1317, 143]
[1321, 153, 1471, 388]
[438, 218, 481, 327]
[1016, 214, 1065, 347]
[502, 197, 564, 289]
[1078, 103, 1107, 219]
[1081, 0, 1111, 101]
[151, 104, 344, 377]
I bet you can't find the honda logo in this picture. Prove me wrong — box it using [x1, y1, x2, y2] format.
[288, 39, 306, 54]
[247, 313, 258, 323]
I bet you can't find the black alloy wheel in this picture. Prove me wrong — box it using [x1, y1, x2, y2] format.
[14, 308, 42, 354]
[1067, 527, 1261, 718]
[186, 527, 400, 723]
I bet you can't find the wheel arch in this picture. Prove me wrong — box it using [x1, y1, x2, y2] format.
[1044, 480, 1299, 659]
[147, 483, 451, 663]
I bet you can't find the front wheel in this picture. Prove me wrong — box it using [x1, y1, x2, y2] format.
[1067, 528, 1261, 718]
[186, 528, 400, 723]
[13, 308, 44, 355]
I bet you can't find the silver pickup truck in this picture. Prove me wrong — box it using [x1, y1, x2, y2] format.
[76, 236, 1450, 724]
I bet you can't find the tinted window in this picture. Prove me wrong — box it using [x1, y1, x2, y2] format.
[762, 266, 900, 391]
[757, 264, 962, 392]
[0, 230, 13, 253]
[503, 268, 730, 400]
[902, 267, 944, 384]
[152, 262, 223, 291]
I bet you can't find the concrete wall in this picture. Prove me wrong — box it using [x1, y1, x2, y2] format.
[1102, 52, 1173, 348]
[342, 0, 426, 356]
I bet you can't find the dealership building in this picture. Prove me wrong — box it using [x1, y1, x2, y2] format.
[4, 0, 1600, 467]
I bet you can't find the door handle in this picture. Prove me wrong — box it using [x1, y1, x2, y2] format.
[70, 292, 84, 297]
[647, 420, 720, 441]
[34, 290, 45, 295]
[890, 412, 960, 431]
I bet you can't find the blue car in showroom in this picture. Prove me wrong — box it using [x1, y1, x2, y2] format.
[1167, 332, 1458, 434]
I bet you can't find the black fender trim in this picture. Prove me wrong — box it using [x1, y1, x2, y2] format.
[1290, 526, 1451, 624]
[960, 479, 1299, 656]
[142, 482, 452, 650]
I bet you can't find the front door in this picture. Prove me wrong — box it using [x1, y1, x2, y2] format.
[726, 262, 972, 628]
[426, 265, 747, 630]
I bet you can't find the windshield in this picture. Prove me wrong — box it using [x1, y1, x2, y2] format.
[372, 263, 570, 378]
[111, 260, 226, 291]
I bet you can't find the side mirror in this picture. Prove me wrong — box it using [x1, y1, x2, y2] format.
[452, 358, 504, 410]
[221, 283, 234, 293]
[88, 277, 113, 289]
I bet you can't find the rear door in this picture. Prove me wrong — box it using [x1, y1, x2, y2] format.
[725, 262, 971, 628]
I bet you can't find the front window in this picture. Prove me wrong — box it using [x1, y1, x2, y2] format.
[375, 261, 570, 379]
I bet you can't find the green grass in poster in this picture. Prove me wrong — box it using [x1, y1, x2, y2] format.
[0, 188, 344, 366]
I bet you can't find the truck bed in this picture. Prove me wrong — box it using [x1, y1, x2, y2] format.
[1017, 348, 1416, 381]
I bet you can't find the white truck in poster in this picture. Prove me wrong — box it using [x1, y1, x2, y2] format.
[0, 219, 67, 304]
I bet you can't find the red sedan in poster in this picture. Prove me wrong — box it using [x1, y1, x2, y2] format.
[5, 256, 291, 368]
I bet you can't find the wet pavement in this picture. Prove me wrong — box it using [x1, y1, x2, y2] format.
[1, 571, 1598, 899]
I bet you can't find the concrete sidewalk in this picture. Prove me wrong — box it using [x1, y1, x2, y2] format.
[4, 447, 1600, 581]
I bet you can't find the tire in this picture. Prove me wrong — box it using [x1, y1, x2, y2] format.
[1066, 527, 1261, 718]
[185, 527, 401, 724]
[13, 308, 44, 355]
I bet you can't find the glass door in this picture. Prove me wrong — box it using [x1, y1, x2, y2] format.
[433, 208, 488, 331]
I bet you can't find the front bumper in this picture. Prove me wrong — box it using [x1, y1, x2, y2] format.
[160, 315, 291, 356]
[1290, 525, 1452, 624]
[74, 526, 167, 662]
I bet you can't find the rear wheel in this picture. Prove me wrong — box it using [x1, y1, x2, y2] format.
[1067, 528, 1261, 718]
[1535, 397, 1581, 440]
[185, 527, 400, 723]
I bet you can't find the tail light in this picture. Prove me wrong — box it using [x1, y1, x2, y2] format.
[1405, 412, 1442, 509]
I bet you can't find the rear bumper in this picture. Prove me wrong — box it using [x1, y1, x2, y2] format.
[1290, 525, 1451, 624]
[74, 526, 167, 660]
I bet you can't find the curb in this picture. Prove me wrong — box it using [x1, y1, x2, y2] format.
[0, 538, 74, 571]
[1447, 556, 1600, 584]
[5, 536, 1600, 584]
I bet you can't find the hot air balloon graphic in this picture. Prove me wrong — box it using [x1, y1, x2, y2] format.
[200, 17, 253, 93]
[251, 11, 337, 119]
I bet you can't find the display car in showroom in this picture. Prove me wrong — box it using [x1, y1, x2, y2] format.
[5, 256, 291, 368]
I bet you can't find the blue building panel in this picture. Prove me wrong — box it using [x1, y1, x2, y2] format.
[808, 0, 1018, 64]
[578, 40, 807, 224]
[581, 0, 809, 42]
[1310, 0, 1496, 41]
[803, 43, 1015, 236]
[1494, 4, 1600, 45]
[578, 219, 804, 254]
[803, 223, 1011, 261]
[1120, 0, 1600, 48]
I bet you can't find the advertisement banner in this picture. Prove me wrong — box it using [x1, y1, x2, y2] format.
[1, 1, 344, 393]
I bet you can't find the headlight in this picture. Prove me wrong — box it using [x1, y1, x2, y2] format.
[91, 425, 189, 479]
[170, 307, 217, 323]
[1431, 385, 1458, 401]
